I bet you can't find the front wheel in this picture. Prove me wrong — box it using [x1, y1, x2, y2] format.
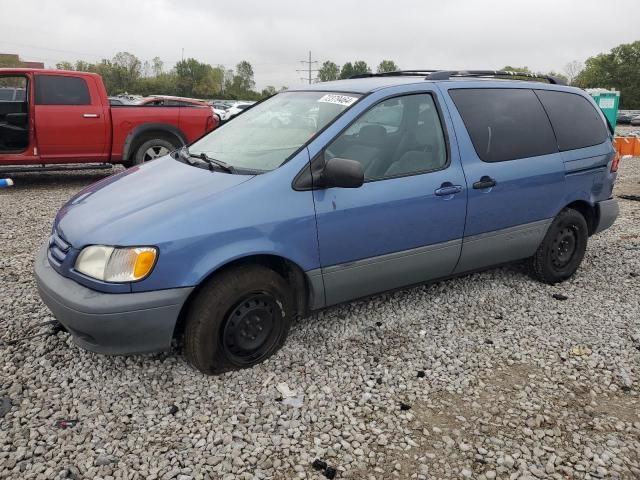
[530, 208, 588, 284]
[184, 265, 294, 375]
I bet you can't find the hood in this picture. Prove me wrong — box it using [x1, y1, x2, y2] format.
[55, 156, 253, 246]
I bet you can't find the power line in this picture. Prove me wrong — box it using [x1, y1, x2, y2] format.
[296, 51, 319, 84]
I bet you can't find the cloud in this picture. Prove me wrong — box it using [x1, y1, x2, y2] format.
[3, 0, 639, 89]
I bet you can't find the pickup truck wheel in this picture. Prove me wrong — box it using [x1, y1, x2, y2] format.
[530, 208, 588, 285]
[131, 138, 179, 166]
[184, 265, 293, 375]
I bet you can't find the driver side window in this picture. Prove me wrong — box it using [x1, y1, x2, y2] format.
[326, 93, 447, 181]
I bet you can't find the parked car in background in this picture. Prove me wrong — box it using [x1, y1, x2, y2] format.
[631, 115, 640, 126]
[0, 86, 26, 101]
[225, 102, 254, 120]
[210, 102, 232, 121]
[0, 69, 218, 167]
[108, 96, 136, 106]
[616, 112, 632, 124]
[36, 70, 618, 374]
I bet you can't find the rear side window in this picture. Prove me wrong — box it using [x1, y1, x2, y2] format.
[535, 90, 608, 151]
[35, 75, 91, 105]
[450, 88, 557, 162]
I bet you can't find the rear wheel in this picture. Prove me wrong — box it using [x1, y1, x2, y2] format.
[530, 208, 588, 284]
[184, 265, 293, 375]
[124, 137, 180, 168]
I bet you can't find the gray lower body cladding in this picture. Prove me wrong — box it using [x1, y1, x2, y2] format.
[453, 219, 553, 274]
[34, 244, 193, 355]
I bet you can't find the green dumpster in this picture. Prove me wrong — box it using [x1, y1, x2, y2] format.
[588, 89, 620, 130]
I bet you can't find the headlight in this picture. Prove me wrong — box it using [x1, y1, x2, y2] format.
[75, 245, 157, 282]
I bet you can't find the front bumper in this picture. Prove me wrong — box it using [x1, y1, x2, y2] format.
[594, 198, 619, 235]
[34, 244, 193, 355]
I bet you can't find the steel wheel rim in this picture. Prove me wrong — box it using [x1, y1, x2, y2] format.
[551, 226, 577, 268]
[222, 293, 280, 365]
[143, 145, 170, 162]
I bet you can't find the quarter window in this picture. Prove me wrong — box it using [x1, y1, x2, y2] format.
[535, 90, 608, 151]
[326, 93, 447, 180]
[450, 88, 557, 162]
[35, 75, 91, 105]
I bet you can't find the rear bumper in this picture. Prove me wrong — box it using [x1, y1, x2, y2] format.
[34, 243, 193, 355]
[594, 198, 619, 235]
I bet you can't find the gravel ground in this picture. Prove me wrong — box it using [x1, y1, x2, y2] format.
[1, 160, 639, 480]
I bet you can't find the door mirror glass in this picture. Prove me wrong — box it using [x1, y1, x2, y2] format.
[321, 157, 364, 188]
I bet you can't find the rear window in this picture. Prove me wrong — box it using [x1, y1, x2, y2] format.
[449, 88, 557, 162]
[535, 90, 608, 151]
[35, 75, 91, 105]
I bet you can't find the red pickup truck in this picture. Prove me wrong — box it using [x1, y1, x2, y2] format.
[0, 69, 218, 168]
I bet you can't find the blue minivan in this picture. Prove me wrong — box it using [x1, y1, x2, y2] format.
[36, 70, 619, 374]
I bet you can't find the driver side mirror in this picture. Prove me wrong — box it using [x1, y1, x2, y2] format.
[319, 157, 364, 188]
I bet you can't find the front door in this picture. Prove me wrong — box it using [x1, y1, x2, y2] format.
[313, 92, 467, 306]
[34, 74, 108, 161]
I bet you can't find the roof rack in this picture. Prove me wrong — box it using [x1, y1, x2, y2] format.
[426, 70, 567, 85]
[349, 69, 566, 85]
[350, 70, 438, 79]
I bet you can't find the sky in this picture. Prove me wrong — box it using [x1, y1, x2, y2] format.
[2, 0, 639, 90]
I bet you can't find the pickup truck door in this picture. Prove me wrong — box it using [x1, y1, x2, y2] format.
[34, 73, 109, 161]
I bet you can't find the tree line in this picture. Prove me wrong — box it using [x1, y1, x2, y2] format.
[1, 40, 638, 107]
[317, 59, 399, 81]
[54, 53, 281, 100]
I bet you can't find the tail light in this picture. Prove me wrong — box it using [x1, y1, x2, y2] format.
[611, 151, 620, 173]
[206, 115, 217, 132]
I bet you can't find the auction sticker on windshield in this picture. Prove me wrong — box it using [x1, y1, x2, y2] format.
[318, 94, 359, 106]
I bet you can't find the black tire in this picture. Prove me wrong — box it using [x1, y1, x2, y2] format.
[126, 137, 179, 167]
[530, 208, 588, 284]
[184, 265, 294, 375]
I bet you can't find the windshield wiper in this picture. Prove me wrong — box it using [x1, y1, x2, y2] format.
[177, 147, 235, 173]
[190, 152, 236, 174]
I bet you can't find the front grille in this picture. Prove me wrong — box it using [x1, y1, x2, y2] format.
[48, 229, 71, 266]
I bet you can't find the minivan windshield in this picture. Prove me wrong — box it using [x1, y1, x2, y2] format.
[188, 91, 361, 172]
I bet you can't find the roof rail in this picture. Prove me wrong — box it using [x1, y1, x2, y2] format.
[426, 70, 567, 85]
[349, 70, 438, 79]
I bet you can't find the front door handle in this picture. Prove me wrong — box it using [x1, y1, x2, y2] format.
[473, 176, 496, 189]
[83, 113, 100, 118]
[434, 182, 463, 196]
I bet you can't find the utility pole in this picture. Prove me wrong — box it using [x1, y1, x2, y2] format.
[181, 48, 184, 62]
[296, 51, 319, 84]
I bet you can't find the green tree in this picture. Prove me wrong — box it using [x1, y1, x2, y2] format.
[55, 61, 75, 70]
[340, 62, 354, 79]
[575, 41, 640, 108]
[318, 61, 340, 82]
[236, 60, 255, 90]
[352, 61, 370, 76]
[377, 60, 398, 73]
[152, 57, 164, 76]
[261, 85, 277, 97]
[501, 65, 531, 73]
[0, 54, 22, 68]
[175, 58, 219, 98]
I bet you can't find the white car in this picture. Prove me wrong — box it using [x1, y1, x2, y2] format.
[225, 102, 255, 120]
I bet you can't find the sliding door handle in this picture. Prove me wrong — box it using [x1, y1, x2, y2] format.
[473, 176, 496, 189]
[83, 113, 100, 118]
